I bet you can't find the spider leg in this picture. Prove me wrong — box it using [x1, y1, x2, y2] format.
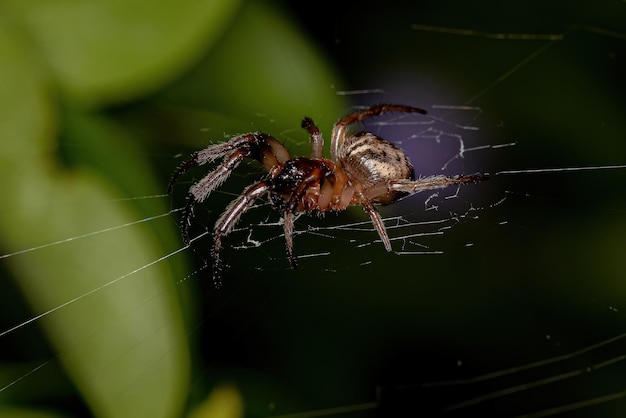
[168, 133, 291, 195]
[167, 138, 250, 195]
[190, 151, 248, 203]
[330, 104, 427, 161]
[170, 133, 293, 244]
[282, 168, 326, 269]
[167, 152, 199, 195]
[212, 181, 272, 287]
[180, 194, 196, 245]
[301, 117, 324, 159]
[283, 211, 297, 269]
[356, 190, 392, 252]
[388, 173, 487, 194]
[177, 150, 250, 244]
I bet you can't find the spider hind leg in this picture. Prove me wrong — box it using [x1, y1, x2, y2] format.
[389, 173, 487, 194]
[356, 192, 392, 252]
[330, 104, 428, 161]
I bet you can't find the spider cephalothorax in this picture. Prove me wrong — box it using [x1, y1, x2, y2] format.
[168, 104, 486, 286]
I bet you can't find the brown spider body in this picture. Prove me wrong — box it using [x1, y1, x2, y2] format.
[168, 104, 486, 286]
[270, 157, 353, 212]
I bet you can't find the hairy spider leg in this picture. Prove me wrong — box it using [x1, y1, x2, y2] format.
[179, 151, 248, 243]
[301, 117, 324, 159]
[212, 181, 272, 287]
[167, 136, 256, 195]
[330, 104, 428, 162]
[168, 133, 290, 195]
[353, 188, 392, 252]
[168, 133, 291, 244]
[388, 173, 488, 195]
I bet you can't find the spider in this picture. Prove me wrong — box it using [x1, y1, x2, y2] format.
[168, 104, 486, 286]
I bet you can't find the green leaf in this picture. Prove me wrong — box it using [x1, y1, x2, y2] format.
[162, 1, 348, 154]
[0, 23, 189, 418]
[2, 0, 242, 106]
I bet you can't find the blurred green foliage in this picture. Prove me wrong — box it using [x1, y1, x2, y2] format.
[0, 0, 346, 416]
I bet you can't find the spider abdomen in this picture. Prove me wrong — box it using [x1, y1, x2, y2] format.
[338, 132, 414, 204]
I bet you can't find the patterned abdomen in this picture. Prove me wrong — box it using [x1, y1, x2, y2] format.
[338, 132, 414, 204]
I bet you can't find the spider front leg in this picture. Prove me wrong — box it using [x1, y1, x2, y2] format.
[167, 152, 200, 195]
[168, 133, 291, 244]
[179, 151, 250, 243]
[212, 181, 272, 287]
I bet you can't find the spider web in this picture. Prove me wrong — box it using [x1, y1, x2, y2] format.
[181, 105, 494, 278]
[1, 1, 626, 417]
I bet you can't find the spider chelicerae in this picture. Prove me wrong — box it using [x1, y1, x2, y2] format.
[168, 104, 486, 285]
